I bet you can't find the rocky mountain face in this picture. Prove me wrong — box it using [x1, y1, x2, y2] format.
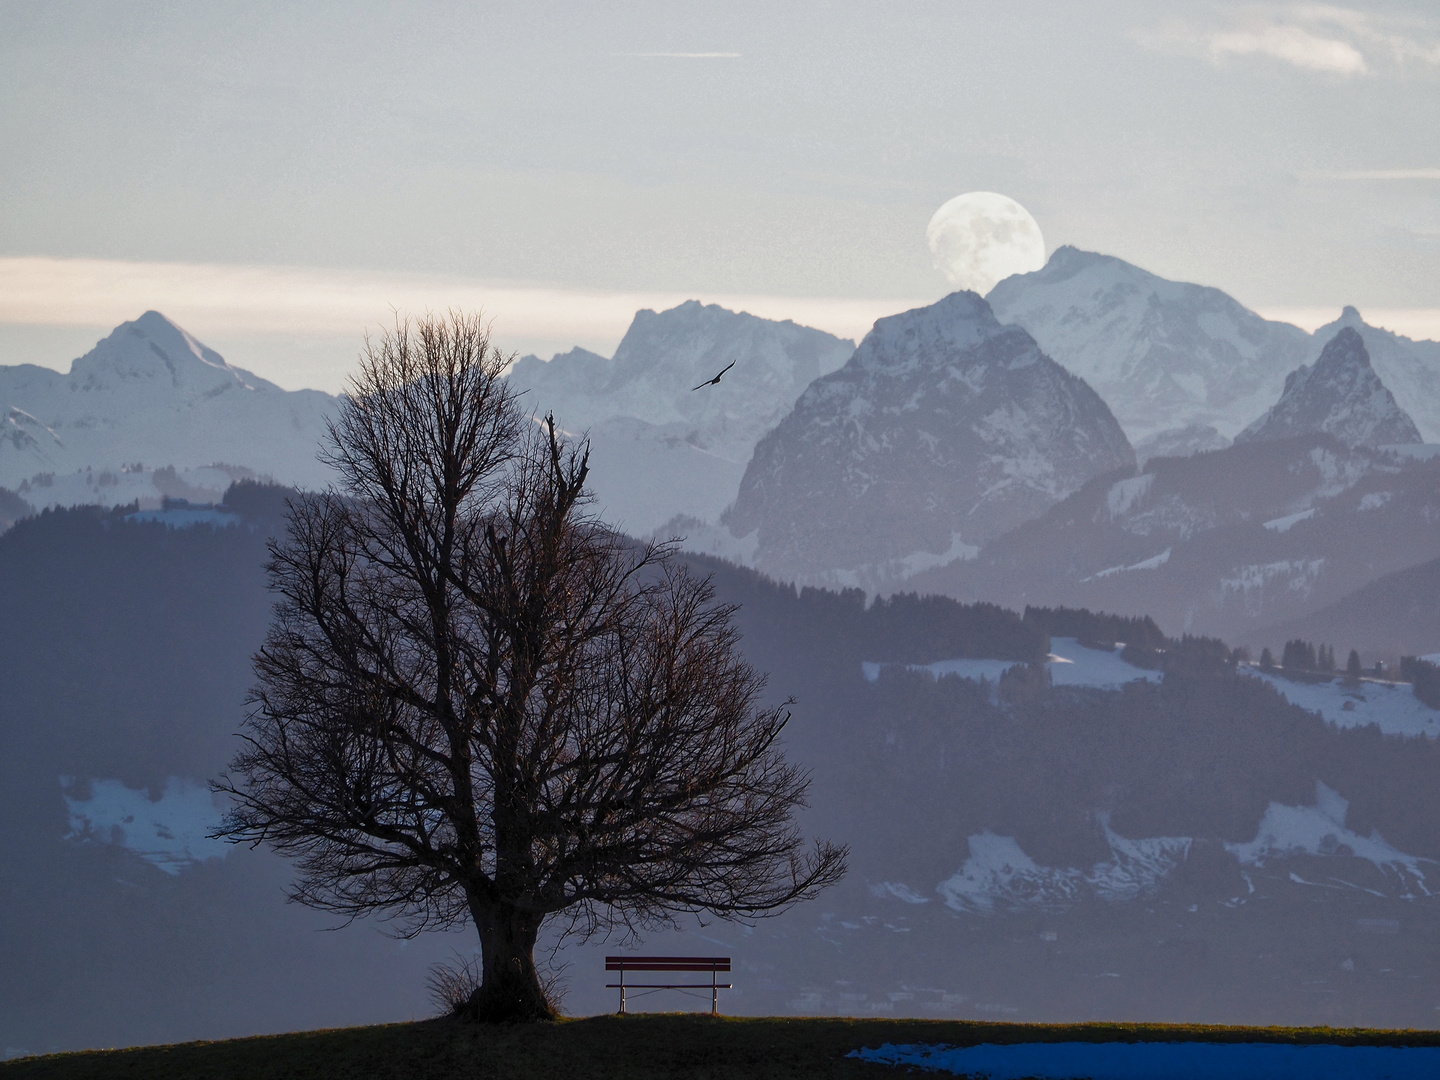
[1237, 327, 1421, 447]
[722, 292, 1135, 589]
[1306, 307, 1440, 442]
[0, 312, 338, 509]
[505, 301, 853, 535]
[986, 246, 1313, 447]
[909, 434, 1440, 644]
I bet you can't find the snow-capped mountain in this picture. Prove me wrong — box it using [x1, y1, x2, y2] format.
[722, 291, 1135, 589]
[909, 434, 1440, 643]
[1307, 307, 1440, 443]
[986, 246, 1313, 445]
[0, 312, 338, 507]
[505, 301, 853, 535]
[1236, 327, 1421, 447]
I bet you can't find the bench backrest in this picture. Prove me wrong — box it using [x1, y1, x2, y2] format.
[605, 955, 730, 972]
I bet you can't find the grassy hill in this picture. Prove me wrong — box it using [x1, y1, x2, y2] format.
[6, 1015, 1440, 1080]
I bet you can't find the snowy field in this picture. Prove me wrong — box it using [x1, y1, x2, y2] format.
[873, 782, 1431, 914]
[61, 776, 230, 874]
[934, 817, 1191, 913]
[861, 638, 1163, 691]
[1244, 668, 1440, 738]
[849, 1041, 1440, 1079]
[860, 642, 1440, 738]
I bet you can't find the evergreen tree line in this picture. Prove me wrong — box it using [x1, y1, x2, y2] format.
[1401, 656, 1440, 709]
[1261, 639, 1366, 682]
[1022, 604, 1168, 650]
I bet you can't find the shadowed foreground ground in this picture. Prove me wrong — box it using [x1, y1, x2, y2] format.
[5, 1015, 1440, 1080]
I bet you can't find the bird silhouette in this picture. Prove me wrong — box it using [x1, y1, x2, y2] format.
[692, 360, 736, 391]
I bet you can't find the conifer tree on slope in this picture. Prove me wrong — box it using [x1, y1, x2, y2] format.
[214, 313, 846, 1021]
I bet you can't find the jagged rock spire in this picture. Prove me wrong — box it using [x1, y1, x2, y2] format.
[1237, 326, 1421, 447]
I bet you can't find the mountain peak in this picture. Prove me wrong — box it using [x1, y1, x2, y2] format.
[986, 249, 1313, 443]
[1327, 325, 1364, 352]
[0, 313, 339, 501]
[1307, 305, 1440, 442]
[69, 312, 279, 396]
[1236, 326, 1421, 447]
[502, 302, 855, 533]
[853, 291, 1009, 375]
[725, 291, 1134, 588]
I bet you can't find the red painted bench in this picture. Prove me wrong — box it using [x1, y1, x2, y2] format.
[605, 955, 732, 1014]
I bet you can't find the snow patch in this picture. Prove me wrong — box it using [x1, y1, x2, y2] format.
[863, 639, 1160, 691]
[1227, 781, 1431, 890]
[1219, 559, 1325, 599]
[1244, 668, 1440, 738]
[869, 882, 931, 904]
[893, 532, 980, 576]
[61, 776, 230, 874]
[935, 817, 1190, 914]
[1046, 638, 1164, 689]
[1084, 549, 1171, 580]
[1263, 508, 1315, 532]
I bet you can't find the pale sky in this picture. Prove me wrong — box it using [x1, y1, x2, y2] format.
[3, 1, 1438, 390]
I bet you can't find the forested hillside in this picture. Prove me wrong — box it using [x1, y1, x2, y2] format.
[6, 490, 1440, 1054]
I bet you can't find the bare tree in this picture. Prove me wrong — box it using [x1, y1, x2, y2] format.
[214, 313, 846, 1021]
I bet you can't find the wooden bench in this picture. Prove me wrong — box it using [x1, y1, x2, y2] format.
[605, 955, 732, 1015]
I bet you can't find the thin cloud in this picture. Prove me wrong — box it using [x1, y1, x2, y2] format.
[0, 256, 917, 351]
[1313, 168, 1440, 180]
[1137, 5, 1440, 77]
[611, 52, 741, 58]
[1209, 23, 1366, 73]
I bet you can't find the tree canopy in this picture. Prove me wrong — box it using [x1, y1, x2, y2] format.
[215, 313, 845, 1020]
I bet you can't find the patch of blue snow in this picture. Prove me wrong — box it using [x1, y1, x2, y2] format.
[125, 507, 240, 529]
[61, 776, 230, 874]
[848, 1041, 1440, 1079]
[1046, 638, 1163, 689]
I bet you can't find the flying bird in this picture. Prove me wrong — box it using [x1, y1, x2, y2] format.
[692, 360, 736, 391]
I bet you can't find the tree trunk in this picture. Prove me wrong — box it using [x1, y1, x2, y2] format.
[463, 899, 554, 1022]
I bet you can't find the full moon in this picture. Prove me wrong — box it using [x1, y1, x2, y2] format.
[926, 192, 1046, 295]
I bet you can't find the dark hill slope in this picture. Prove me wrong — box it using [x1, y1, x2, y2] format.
[6, 498, 1440, 1046]
[1256, 555, 1440, 659]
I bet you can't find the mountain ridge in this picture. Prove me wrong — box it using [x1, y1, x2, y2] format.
[986, 246, 1313, 445]
[723, 291, 1135, 589]
[1237, 326, 1421, 447]
[0, 311, 338, 506]
[505, 300, 854, 534]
